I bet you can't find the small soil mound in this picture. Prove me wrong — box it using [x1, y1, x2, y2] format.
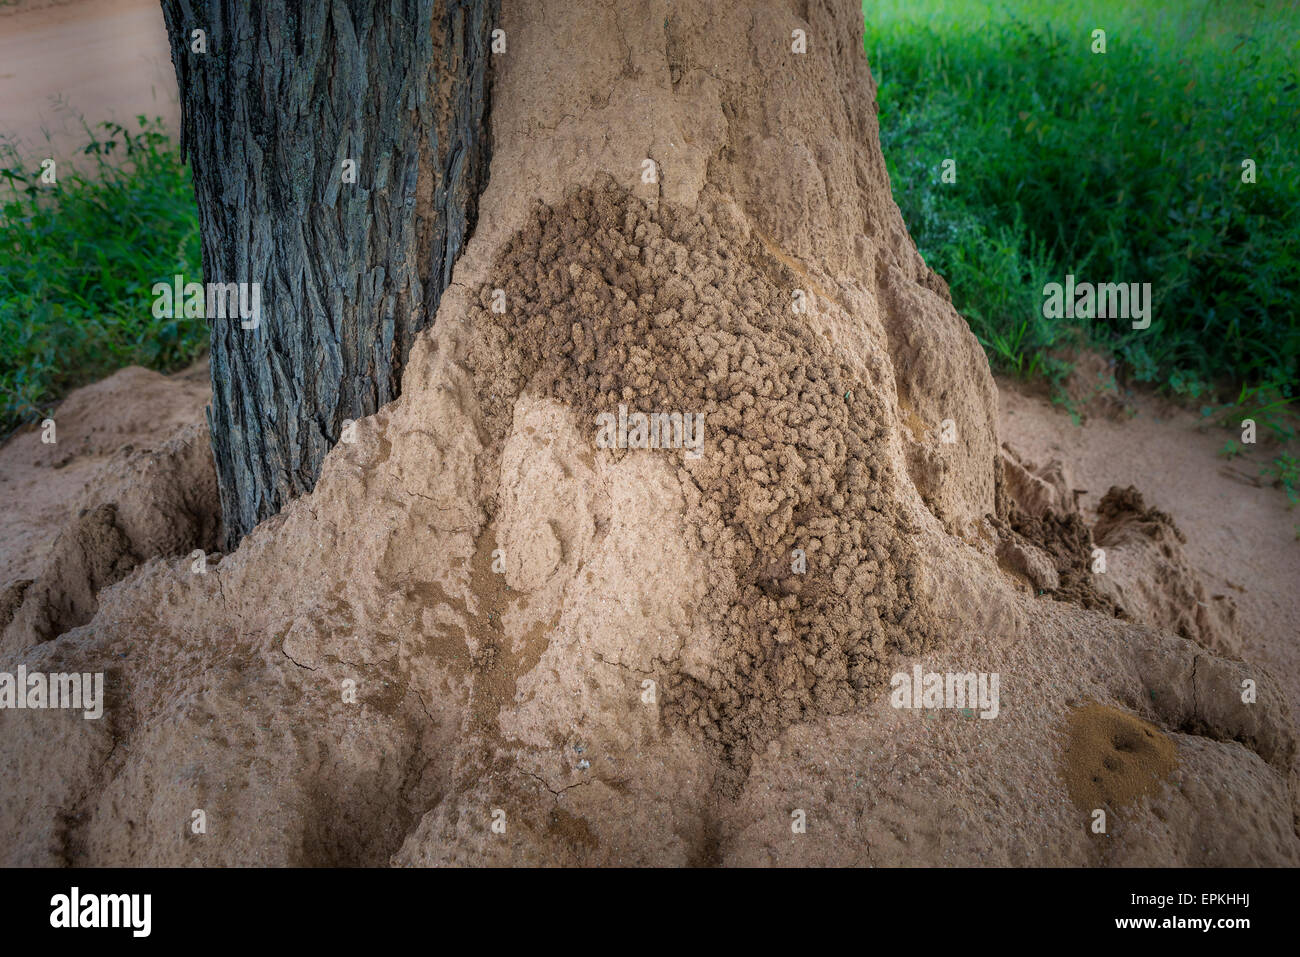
[0, 367, 219, 655]
[1062, 701, 1179, 810]
[1093, 485, 1181, 541]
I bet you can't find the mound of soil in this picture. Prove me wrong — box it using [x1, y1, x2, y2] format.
[0, 365, 218, 652]
[1063, 701, 1179, 811]
[0, 0, 1295, 867]
[469, 183, 934, 782]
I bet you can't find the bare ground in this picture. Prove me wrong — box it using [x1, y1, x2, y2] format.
[1, 0, 1296, 867]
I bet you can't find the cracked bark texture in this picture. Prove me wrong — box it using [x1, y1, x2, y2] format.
[160, 0, 497, 547]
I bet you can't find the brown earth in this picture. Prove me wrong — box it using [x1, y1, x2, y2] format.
[1000, 380, 1300, 718]
[1062, 701, 1180, 812]
[1, 0, 1297, 867]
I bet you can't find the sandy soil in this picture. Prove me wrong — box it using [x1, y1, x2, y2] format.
[0, 362, 210, 583]
[3, 361, 1294, 867]
[0, 0, 178, 160]
[8, 371, 1287, 711]
[999, 380, 1300, 719]
[0, 363, 217, 645]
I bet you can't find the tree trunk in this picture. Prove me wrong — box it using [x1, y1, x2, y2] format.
[160, 0, 497, 547]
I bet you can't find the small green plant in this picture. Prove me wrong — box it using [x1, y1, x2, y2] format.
[1168, 370, 1209, 400]
[0, 116, 204, 436]
[1203, 381, 1297, 442]
[1263, 454, 1300, 507]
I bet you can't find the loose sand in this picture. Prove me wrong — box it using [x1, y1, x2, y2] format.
[1000, 380, 1300, 720]
[1063, 701, 1180, 813]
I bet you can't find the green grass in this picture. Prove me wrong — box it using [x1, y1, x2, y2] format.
[0, 117, 204, 435]
[864, 0, 1299, 414]
[1263, 452, 1300, 505]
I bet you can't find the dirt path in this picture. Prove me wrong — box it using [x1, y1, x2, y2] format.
[0, 0, 178, 160]
[999, 378, 1300, 716]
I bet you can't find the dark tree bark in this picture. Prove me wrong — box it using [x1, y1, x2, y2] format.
[160, 0, 497, 547]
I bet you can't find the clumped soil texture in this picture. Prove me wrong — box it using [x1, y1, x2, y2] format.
[994, 503, 1121, 615]
[470, 183, 935, 779]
